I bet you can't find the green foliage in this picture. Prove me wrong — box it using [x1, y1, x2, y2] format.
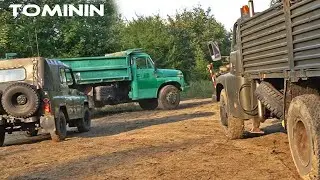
[0, 0, 119, 58]
[181, 80, 214, 99]
[0, 3, 231, 81]
[118, 6, 231, 81]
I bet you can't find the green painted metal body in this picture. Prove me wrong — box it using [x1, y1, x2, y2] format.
[59, 49, 187, 102]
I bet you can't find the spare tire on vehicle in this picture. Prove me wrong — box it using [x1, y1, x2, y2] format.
[255, 81, 284, 119]
[1, 83, 40, 118]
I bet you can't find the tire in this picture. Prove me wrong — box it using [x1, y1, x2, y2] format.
[287, 94, 320, 180]
[1, 83, 40, 118]
[50, 111, 67, 142]
[220, 90, 244, 140]
[0, 125, 5, 147]
[25, 129, 38, 137]
[158, 85, 180, 110]
[0, 93, 5, 115]
[139, 99, 158, 110]
[255, 81, 284, 119]
[77, 107, 91, 133]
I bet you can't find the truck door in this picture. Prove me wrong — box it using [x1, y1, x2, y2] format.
[59, 68, 76, 119]
[134, 56, 158, 99]
[65, 69, 83, 119]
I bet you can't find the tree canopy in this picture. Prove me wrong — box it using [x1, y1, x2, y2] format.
[0, 2, 231, 80]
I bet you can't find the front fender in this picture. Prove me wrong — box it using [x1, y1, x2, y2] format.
[216, 73, 256, 120]
[215, 73, 235, 101]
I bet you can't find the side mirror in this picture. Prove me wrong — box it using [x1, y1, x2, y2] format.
[74, 72, 81, 83]
[208, 41, 222, 61]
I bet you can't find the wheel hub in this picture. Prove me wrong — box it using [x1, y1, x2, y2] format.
[294, 120, 311, 167]
[166, 92, 177, 104]
[16, 95, 27, 105]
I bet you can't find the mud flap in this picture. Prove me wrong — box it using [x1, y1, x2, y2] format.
[40, 115, 56, 133]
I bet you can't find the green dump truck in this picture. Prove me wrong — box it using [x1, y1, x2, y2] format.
[59, 49, 188, 110]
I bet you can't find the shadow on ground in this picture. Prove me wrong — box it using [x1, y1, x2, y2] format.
[70, 111, 214, 138]
[93, 98, 213, 119]
[243, 121, 286, 139]
[4, 107, 214, 146]
[10, 138, 209, 180]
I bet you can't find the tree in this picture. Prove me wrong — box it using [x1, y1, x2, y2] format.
[0, 0, 119, 58]
[118, 6, 231, 80]
[118, 15, 172, 68]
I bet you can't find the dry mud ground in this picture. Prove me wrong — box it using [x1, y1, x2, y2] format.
[0, 99, 301, 180]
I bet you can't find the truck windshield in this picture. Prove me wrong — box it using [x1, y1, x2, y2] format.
[0, 68, 26, 83]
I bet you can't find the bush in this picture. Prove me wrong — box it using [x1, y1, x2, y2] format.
[182, 80, 214, 99]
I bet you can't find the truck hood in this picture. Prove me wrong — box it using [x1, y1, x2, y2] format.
[156, 69, 183, 77]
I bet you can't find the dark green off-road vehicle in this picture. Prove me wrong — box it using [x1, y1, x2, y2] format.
[0, 57, 91, 146]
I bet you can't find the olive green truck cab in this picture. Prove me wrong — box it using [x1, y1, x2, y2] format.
[59, 49, 188, 110]
[209, 0, 320, 179]
[0, 57, 91, 146]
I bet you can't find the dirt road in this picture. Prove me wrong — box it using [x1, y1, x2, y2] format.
[0, 99, 301, 180]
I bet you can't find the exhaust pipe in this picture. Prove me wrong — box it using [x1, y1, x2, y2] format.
[248, 0, 255, 17]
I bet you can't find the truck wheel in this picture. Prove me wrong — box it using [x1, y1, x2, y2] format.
[77, 107, 91, 133]
[220, 89, 244, 140]
[1, 83, 40, 118]
[287, 94, 320, 180]
[255, 81, 284, 119]
[158, 85, 180, 110]
[25, 129, 38, 137]
[50, 111, 67, 142]
[0, 125, 5, 147]
[0, 93, 5, 115]
[139, 99, 158, 110]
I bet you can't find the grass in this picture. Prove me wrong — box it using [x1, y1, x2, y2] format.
[181, 80, 214, 100]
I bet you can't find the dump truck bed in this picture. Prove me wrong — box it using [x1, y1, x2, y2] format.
[240, 0, 320, 80]
[59, 55, 132, 85]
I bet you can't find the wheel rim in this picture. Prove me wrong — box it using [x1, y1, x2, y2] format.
[16, 94, 28, 105]
[12, 93, 28, 106]
[166, 91, 178, 104]
[293, 119, 311, 167]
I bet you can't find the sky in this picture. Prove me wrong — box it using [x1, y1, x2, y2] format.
[116, 0, 270, 30]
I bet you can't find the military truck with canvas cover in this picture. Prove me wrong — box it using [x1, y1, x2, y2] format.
[59, 49, 188, 110]
[0, 57, 91, 146]
[209, 0, 320, 179]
